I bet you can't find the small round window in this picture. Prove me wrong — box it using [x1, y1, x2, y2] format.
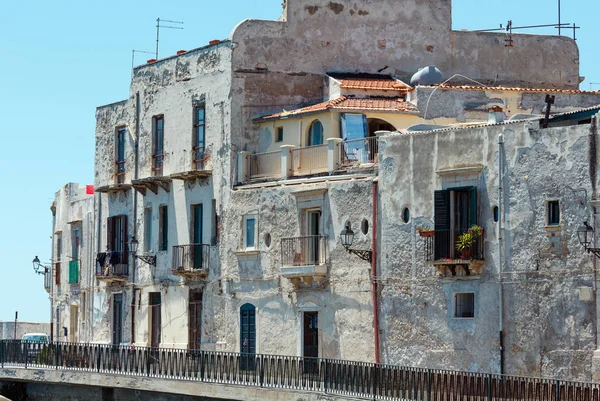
[264, 233, 272, 248]
[402, 208, 410, 223]
[493, 206, 499, 223]
[361, 219, 369, 235]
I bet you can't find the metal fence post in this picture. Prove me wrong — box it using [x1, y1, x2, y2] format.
[324, 359, 329, 393]
[488, 374, 492, 401]
[24, 342, 27, 369]
[146, 348, 150, 377]
[56, 343, 61, 370]
[1, 340, 4, 368]
[96, 345, 101, 372]
[427, 369, 431, 401]
[259, 355, 264, 387]
[556, 379, 560, 401]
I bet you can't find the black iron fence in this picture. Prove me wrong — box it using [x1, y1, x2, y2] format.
[95, 252, 129, 277]
[1, 340, 599, 400]
[281, 236, 328, 267]
[424, 229, 484, 262]
[172, 244, 210, 274]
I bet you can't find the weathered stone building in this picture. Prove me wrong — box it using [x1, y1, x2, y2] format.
[47, 0, 600, 382]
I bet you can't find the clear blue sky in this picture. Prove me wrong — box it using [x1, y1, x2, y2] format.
[0, 0, 597, 323]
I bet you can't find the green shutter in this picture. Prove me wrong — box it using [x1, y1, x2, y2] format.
[434, 190, 450, 230]
[69, 260, 79, 284]
[468, 186, 478, 226]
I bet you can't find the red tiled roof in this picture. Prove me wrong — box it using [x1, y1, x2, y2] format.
[336, 77, 412, 92]
[435, 84, 600, 95]
[255, 96, 418, 121]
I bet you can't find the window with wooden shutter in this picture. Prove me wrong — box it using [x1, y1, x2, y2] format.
[107, 217, 114, 252]
[55, 262, 61, 285]
[468, 186, 478, 227]
[434, 190, 450, 260]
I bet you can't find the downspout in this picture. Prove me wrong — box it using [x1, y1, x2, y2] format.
[498, 133, 505, 374]
[372, 180, 380, 364]
[50, 203, 57, 342]
[93, 191, 101, 342]
[131, 91, 140, 344]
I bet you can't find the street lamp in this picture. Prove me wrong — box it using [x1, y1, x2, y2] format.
[32, 256, 49, 275]
[339, 222, 372, 263]
[577, 221, 600, 258]
[128, 236, 156, 266]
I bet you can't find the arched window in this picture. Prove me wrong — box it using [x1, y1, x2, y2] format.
[308, 120, 324, 146]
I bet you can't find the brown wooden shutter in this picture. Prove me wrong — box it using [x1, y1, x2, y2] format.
[55, 263, 61, 285]
[121, 215, 128, 261]
[107, 216, 114, 252]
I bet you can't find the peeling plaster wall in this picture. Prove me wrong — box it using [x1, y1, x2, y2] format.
[52, 183, 95, 343]
[377, 118, 599, 380]
[221, 180, 375, 360]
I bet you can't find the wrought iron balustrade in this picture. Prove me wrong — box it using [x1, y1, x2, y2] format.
[153, 154, 164, 176]
[1, 339, 599, 400]
[281, 236, 328, 267]
[193, 146, 208, 171]
[424, 229, 484, 262]
[116, 160, 126, 184]
[172, 244, 210, 276]
[96, 251, 129, 278]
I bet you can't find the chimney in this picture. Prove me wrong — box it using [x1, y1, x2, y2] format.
[488, 106, 505, 124]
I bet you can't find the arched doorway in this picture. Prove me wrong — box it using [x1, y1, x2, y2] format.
[367, 118, 396, 137]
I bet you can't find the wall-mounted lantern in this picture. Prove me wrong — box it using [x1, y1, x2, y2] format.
[340, 222, 372, 263]
[577, 221, 600, 257]
[128, 236, 156, 266]
[32, 256, 49, 275]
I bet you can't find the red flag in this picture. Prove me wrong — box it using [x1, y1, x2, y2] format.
[86, 185, 95, 195]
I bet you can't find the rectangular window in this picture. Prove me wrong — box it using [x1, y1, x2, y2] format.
[107, 215, 128, 253]
[211, 199, 219, 245]
[55, 262, 61, 286]
[71, 224, 81, 260]
[153, 116, 165, 176]
[547, 200, 560, 226]
[243, 216, 257, 250]
[144, 207, 153, 252]
[159, 205, 168, 251]
[113, 293, 123, 345]
[149, 292, 162, 348]
[454, 293, 475, 318]
[340, 113, 367, 141]
[116, 127, 126, 184]
[275, 127, 284, 143]
[193, 106, 206, 169]
[56, 233, 62, 261]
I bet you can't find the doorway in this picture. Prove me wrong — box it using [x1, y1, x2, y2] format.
[304, 210, 322, 265]
[112, 294, 122, 345]
[188, 289, 203, 350]
[149, 292, 161, 348]
[240, 303, 256, 370]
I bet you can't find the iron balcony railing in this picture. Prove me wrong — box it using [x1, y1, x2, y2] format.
[2, 339, 599, 400]
[172, 244, 210, 274]
[152, 154, 164, 176]
[341, 136, 379, 167]
[281, 236, 328, 267]
[193, 146, 208, 171]
[96, 251, 129, 277]
[248, 150, 281, 180]
[115, 160, 126, 184]
[291, 144, 328, 176]
[424, 229, 484, 262]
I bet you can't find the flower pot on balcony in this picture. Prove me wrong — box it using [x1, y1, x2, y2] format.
[418, 230, 435, 238]
[460, 249, 472, 260]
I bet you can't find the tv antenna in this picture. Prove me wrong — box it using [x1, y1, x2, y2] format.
[589, 83, 600, 91]
[156, 18, 183, 60]
[132, 49, 156, 70]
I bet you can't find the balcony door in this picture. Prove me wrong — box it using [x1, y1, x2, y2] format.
[112, 294, 123, 345]
[434, 187, 477, 260]
[240, 303, 256, 370]
[192, 204, 203, 270]
[107, 215, 128, 272]
[304, 210, 321, 265]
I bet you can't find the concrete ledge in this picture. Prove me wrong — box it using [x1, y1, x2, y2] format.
[0, 367, 364, 401]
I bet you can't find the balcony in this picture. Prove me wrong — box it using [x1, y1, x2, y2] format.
[280, 236, 328, 287]
[172, 244, 210, 278]
[170, 147, 212, 181]
[423, 229, 485, 276]
[248, 150, 281, 181]
[96, 251, 129, 283]
[238, 137, 380, 185]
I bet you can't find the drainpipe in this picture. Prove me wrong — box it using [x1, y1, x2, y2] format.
[372, 180, 380, 364]
[498, 133, 505, 374]
[131, 91, 140, 344]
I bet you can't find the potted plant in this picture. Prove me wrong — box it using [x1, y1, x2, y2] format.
[455, 225, 483, 259]
[417, 226, 435, 237]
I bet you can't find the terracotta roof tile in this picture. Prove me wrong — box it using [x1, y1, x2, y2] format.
[337, 77, 412, 92]
[435, 84, 600, 95]
[255, 96, 417, 121]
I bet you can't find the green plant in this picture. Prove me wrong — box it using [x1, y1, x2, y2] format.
[456, 225, 483, 252]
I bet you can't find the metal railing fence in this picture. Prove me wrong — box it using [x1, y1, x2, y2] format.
[248, 151, 281, 180]
[172, 244, 210, 274]
[281, 236, 328, 267]
[341, 136, 379, 167]
[1, 340, 599, 400]
[290, 144, 328, 176]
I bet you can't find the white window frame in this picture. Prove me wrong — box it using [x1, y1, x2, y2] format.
[243, 215, 258, 250]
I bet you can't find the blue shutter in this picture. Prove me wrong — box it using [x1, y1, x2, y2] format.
[468, 186, 478, 227]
